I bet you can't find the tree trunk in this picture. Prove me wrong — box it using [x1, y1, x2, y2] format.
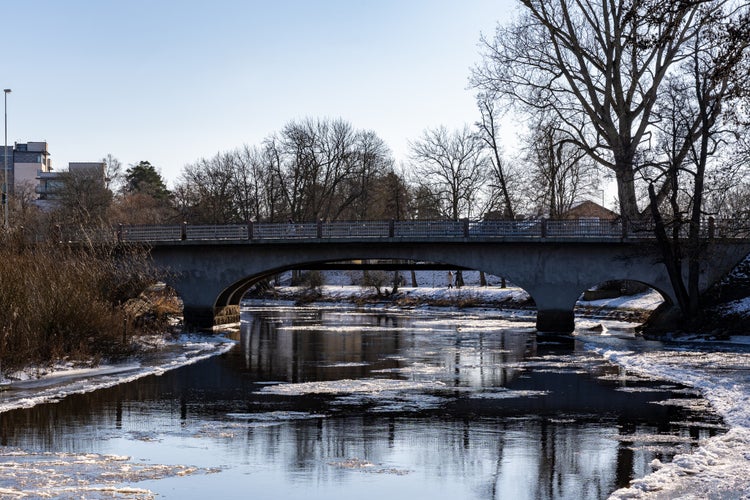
[455, 271, 464, 288]
[648, 184, 690, 316]
[410, 270, 418, 288]
[616, 165, 640, 221]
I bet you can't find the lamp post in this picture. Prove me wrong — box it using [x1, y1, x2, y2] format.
[3, 88, 10, 229]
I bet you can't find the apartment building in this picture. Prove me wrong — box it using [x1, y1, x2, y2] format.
[1, 141, 105, 208]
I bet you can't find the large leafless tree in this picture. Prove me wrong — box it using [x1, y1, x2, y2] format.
[174, 118, 395, 224]
[472, 0, 724, 221]
[639, 5, 750, 319]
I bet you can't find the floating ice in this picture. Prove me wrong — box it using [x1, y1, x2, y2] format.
[469, 388, 550, 399]
[257, 378, 448, 396]
[0, 448, 219, 498]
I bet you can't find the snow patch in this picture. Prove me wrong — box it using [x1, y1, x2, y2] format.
[0, 334, 235, 415]
[581, 342, 750, 499]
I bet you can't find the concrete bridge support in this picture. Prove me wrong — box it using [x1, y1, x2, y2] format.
[148, 238, 750, 334]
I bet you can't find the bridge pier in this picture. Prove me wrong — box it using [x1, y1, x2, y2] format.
[536, 309, 575, 333]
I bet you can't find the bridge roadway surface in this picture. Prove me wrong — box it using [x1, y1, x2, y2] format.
[115, 219, 750, 333]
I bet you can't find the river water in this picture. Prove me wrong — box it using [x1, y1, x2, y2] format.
[0, 303, 727, 499]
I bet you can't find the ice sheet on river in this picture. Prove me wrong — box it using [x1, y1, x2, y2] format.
[582, 336, 750, 499]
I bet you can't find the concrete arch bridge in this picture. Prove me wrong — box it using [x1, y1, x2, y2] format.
[120, 219, 750, 333]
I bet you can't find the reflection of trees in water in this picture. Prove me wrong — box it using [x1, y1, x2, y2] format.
[241, 308, 533, 388]
[240, 309, 407, 382]
[214, 413, 630, 498]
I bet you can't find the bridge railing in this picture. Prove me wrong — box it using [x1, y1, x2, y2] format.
[104, 217, 748, 244]
[545, 219, 623, 238]
[324, 221, 391, 238]
[121, 224, 183, 241]
[186, 224, 248, 240]
[468, 220, 543, 237]
[254, 222, 318, 239]
[394, 220, 464, 238]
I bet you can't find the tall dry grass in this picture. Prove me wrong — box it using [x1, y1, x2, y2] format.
[0, 232, 161, 374]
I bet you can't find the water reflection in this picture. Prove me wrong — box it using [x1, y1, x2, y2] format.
[0, 305, 727, 499]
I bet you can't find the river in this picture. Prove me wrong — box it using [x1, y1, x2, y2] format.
[0, 303, 732, 498]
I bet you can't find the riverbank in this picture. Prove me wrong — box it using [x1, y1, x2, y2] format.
[258, 283, 665, 325]
[580, 334, 750, 499]
[0, 333, 235, 413]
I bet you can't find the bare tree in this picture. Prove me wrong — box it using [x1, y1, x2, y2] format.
[110, 191, 178, 225]
[173, 118, 393, 224]
[476, 92, 516, 219]
[102, 154, 123, 192]
[56, 167, 113, 225]
[472, 0, 723, 221]
[640, 5, 750, 320]
[178, 153, 238, 223]
[409, 125, 490, 220]
[522, 117, 600, 217]
[338, 130, 394, 220]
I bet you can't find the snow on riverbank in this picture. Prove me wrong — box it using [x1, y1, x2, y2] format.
[580, 325, 750, 499]
[272, 283, 665, 312]
[276, 283, 533, 305]
[0, 334, 235, 414]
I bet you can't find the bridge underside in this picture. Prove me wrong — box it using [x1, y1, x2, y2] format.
[148, 238, 750, 335]
[203, 261, 474, 326]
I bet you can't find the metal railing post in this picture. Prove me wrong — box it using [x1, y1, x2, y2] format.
[389, 219, 395, 238]
[462, 219, 469, 238]
[317, 219, 323, 238]
[540, 218, 547, 239]
[117, 223, 123, 243]
[247, 220, 254, 240]
[708, 216, 715, 239]
[181, 222, 187, 241]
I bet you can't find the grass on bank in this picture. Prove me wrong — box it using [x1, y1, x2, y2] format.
[0, 233, 169, 375]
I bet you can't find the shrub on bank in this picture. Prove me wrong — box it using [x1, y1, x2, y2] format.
[0, 234, 163, 374]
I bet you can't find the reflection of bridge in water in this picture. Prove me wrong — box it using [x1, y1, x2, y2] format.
[112, 219, 750, 333]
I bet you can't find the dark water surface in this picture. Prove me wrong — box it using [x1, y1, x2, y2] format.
[0, 304, 726, 499]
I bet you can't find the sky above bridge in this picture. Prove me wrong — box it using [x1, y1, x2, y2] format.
[5, 0, 517, 186]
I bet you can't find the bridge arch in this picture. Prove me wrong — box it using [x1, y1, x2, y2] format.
[211, 258, 525, 324]
[573, 279, 671, 329]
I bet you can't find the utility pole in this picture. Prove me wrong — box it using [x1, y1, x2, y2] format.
[3, 88, 11, 229]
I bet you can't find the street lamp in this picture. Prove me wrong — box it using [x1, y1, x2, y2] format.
[3, 88, 10, 229]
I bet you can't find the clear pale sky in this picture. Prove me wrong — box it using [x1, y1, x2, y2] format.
[4, 1, 518, 186]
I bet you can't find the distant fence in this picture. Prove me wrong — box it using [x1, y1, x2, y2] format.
[85, 217, 750, 244]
